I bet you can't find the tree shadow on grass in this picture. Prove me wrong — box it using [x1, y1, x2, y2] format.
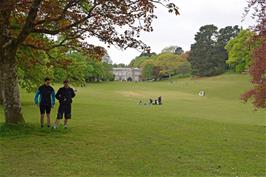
[0, 123, 70, 138]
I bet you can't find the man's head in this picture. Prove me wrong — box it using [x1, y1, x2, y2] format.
[63, 80, 69, 88]
[44, 77, 51, 86]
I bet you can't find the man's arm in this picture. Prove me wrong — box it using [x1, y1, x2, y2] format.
[34, 89, 40, 105]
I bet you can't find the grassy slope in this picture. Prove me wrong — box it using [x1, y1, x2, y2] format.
[0, 74, 265, 177]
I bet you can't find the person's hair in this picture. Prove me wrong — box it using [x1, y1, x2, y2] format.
[64, 80, 69, 84]
[44, 77, 51, 82]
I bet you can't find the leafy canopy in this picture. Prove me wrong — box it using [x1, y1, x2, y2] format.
[225, 29, 254, 73]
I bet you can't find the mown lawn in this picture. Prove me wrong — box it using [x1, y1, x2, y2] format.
[0, 74, 265, 177]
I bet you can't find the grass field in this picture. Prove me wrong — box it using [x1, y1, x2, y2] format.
[0, 74, 265, 177]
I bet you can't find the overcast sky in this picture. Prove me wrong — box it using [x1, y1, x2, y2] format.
[90, 0, 255, 65]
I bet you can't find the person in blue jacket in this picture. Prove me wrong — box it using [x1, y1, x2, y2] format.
[34, 77, 55, 128]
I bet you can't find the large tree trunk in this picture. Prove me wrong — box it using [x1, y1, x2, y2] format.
[0, 46, 24, 124]
[0, 2, 26, 123]
[0, 92, 3, 105]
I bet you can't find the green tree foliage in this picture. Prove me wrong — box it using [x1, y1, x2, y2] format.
[155, 53, 183, 77]
[129, 54, 157, 68]
[137, 52, 191, 80]
[16, 34, 114, 90]
[176, 62, 192, 76]
[225, 30, 254, 73]
[86, 61, 114, 82]
[16, 44, 53, 92]
[52, 51, 88, 85]
[142, 60, 154, 80]
[61, 52, 114, 83]
[18, 44, 114, 89]
[189, 25, 240, 76]
[113, 63, 127, 68]
[130, 56, 148, 68]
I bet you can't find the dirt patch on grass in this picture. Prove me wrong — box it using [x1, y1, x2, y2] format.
[117, 91, 144, 97]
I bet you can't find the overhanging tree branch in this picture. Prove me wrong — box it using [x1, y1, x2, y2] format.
[16, 0, 43, 45]
[33, 0, 97, 35]
[34, 0, 79, 26]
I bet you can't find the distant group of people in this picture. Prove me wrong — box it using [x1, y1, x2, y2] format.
[139, 96, 162, 105]
[34, 78, 76, 129]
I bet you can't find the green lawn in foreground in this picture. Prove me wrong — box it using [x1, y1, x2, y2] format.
[0, 74, 265, 177]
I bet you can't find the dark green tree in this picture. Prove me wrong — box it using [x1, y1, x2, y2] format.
[189, 25, 219, 76]
[189, 25, 240, 76]
[216, 25, 240, 70]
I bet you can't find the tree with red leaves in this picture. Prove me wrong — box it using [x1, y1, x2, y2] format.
[241, 0, 266, 109]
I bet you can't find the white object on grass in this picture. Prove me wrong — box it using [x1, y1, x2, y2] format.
[198, 91, 205, 97]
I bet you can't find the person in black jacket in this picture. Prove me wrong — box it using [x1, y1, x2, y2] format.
[53, 80, 75, 129]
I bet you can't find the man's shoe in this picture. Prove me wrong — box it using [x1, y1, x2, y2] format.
[41, 125, 44, 128]
[47, 125, 50, 128]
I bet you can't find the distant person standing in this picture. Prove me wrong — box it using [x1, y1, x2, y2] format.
[54, 80, 76, 129]
[158, 96, 162, 105]
[34, 77, 55, 128]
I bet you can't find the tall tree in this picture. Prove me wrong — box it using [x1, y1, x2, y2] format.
[0, 0, 179, 123]
[216, 25, 240, 69]
[242, 0, 266, 109]
[225, 29, 254, 73]
[0, 85, 3, 105]
[188, 25, 240, 76]
[188, 25, 219, 76]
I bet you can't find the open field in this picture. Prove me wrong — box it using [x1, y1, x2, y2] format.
[0, 74, 265, 177]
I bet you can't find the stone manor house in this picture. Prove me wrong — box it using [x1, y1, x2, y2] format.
[112, 68, 142, 82]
